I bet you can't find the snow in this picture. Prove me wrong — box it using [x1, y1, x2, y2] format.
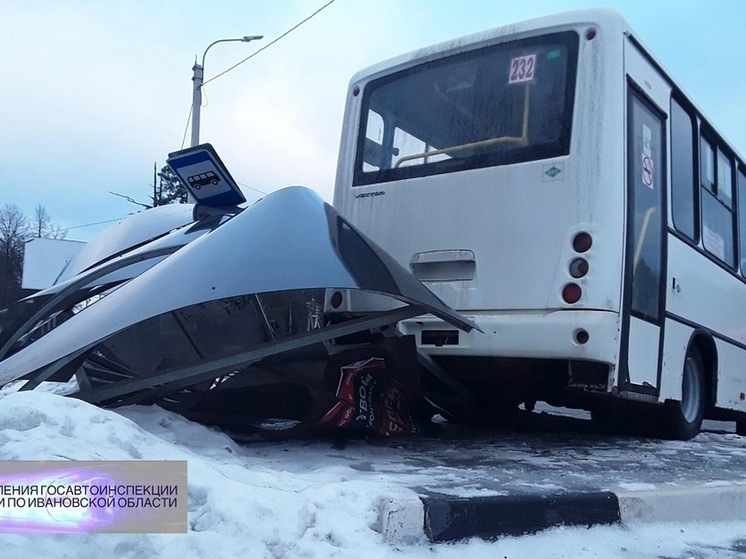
[616, 482, 658, 492]
[0, 390, 745, 558]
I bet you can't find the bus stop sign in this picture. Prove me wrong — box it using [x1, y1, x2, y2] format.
[167, 143, 247, 207]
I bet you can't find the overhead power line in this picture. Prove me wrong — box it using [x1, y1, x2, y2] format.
[204, 0, 337, 86]
[237, 181, 267, 196]
[180, 0, 337, 149]
[180, 105, 194, 151]
[65, 216, 131, 231]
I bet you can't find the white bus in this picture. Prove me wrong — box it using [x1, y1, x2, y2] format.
[329, 8, 746, 439]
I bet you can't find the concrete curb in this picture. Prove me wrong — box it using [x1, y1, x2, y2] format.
[617, 484, 746, 523]
[378, 484, 746, 543]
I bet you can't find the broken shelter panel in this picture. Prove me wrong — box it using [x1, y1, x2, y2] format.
[0, 214, 229, 365]
[0, 187, 475, 388]
[57, 203, 197, 282]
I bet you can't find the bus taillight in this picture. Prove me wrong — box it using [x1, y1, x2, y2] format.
[562, 283, 582, 304]
[572, 232, 593, 253]
[330, 291, 344, 309]
[569, 258, 589, 278]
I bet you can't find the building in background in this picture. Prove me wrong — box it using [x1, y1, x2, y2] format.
[22, 238, 86, 292]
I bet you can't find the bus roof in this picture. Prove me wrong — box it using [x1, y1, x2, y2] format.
[345, 7, 746, 168]
[347, 8, 629, 86]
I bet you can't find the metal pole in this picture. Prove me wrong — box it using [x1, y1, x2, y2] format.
[190, 60, 204, 147]
[189, 35, 263, 149]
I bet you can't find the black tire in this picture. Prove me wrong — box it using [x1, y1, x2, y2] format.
[592, 398, 657, 437]
[591, 401, 619, 434]
[737, 421, 746, 437]
[663, 347, 705, 440]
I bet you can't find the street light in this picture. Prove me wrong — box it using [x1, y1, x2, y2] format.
[191, 35, 263, 147]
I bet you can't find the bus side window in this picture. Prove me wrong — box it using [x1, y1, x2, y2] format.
[739, 168, 746, 276]
[362, 110, 386, 171]
[700, 133, 736, 267]
[700, 136, 716, 192]
[670, 97, 697, 240]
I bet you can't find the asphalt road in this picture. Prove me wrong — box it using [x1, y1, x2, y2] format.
[264, 406, 746, 499]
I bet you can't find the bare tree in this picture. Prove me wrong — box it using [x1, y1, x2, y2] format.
[31, 204, 50, 238]
[0, 204, 29, 306]
[29, 204, 68, 240]
[46, 223, 68, 240]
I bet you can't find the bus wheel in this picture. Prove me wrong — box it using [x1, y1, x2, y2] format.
[737, 421, 746, 437]
[664, 347, 705, 440]
[591, 398, 626, 434]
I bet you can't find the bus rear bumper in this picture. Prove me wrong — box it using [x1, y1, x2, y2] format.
[399, 309, 621, 365]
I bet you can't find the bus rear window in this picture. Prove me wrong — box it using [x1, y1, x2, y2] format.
[354, 32, 579, 186]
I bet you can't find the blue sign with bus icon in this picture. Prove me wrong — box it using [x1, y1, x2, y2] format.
[167, 144, 246, 207]
[187, 171, 220, 190]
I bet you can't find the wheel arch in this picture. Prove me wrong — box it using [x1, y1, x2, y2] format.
[686, 329, 718, 410]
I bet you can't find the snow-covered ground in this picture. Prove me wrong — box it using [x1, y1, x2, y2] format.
[1, 389, 745, 558]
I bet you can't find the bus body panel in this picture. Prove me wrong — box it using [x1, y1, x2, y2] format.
[658, 318, 693, 402]
[343, 160, 623, 314]
[666, 235, 746, 410]
[667, 236, 746, 347]
[715, 341, 746, 414]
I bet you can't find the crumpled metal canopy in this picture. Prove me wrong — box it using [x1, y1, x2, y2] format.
[0, 212, 229, 365]
[57, 203, 197, 283]
[0, 187, 476, 392]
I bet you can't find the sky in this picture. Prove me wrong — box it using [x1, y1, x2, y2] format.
[3, 0, 746, 240]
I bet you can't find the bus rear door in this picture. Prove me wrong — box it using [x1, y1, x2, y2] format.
[621, 37, 669, 398]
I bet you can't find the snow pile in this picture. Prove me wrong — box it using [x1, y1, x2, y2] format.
[0, 391, 406, 557]
[0, 391, 744, 558]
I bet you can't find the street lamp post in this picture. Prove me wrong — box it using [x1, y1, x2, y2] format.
[191, 35, 263, 147]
